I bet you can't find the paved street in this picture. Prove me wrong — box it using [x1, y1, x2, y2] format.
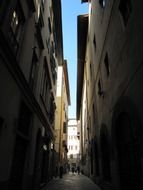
[42, 173, 101, 190]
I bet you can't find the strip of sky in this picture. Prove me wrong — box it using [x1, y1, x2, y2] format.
[61, 0, 88, 118]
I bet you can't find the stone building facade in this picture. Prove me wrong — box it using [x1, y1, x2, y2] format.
[0, 0, 63, 189]
[67, 119, 81, 170]
[77, 0, 143, 189]
[54, 60, 70, 174]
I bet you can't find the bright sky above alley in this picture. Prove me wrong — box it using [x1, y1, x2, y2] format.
[62, 0, 88, 118]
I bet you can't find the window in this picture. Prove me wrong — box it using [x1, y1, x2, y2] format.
[18, 101, 32, 136]
[99, 0, 106, 8]
[41, 0, 45, 11]
[0, 1, 10, 24]
[119, 0, 132, 26]
[90, 62, 92, 79]
[98, 79, 103, 96]
[38, 8, 44, 28]
[10, 2, 25, 54]
[77, 132, 80, 140]
[35, 8, 44, 49]
[75, 146, 77, 150]
[11, 11, 19, 34]
[62, 140, 66, 147]
[26, 0, 35, 11]
[40, 58, 52, 113]
[50, 53, 57, 84]
[29, 49, 38, 90]
[11, 2, 25, 41]
[0, 117, 4, 135]
[92, 104, 96, 126]
[49, 95, 55, 123]
[91, 7, 92, 14]
[48, 17, 52, 33]
[104, 53, 110, 77]
[46, 38, 50, 53]
[71, 146, 73, 150]
[63, 122, 67, 133]
[93, 34, 96, 50]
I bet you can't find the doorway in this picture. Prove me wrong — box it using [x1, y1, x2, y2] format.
[115, 112, 143, 190]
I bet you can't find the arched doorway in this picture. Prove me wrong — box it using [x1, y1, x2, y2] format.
[100, 125, 111, 181]
[112, 97, 143, 190]
[93, 138, 99, 176]
[32, 129, 43, 190]
[9, 101, 32, 189]
[115, 112, 143, 189]
[90, 145, 94, 175]
[40, 137, 50, 183]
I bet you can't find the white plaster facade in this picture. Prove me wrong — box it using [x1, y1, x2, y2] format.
[67, 119, 80, 168]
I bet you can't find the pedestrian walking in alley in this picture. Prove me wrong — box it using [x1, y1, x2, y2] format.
[59, 165, 63, 178]
[55, 166, 58, 178]
[77, 166, 80, 174]
[71, 166, 75, 174]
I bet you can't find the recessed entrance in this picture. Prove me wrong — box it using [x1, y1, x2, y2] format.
[115, 112, 143, 189]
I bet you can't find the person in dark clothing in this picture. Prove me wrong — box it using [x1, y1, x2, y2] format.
[77, 166, 80, 174]
[55, 166, 58, 177]
[72, 167, 75, 174]
[59, 165, 63, 178]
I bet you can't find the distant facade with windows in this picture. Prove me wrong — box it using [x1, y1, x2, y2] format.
[67, 119, 80, 169]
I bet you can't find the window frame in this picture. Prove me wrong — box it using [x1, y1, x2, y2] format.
[99, 0, 106, 8]
[119, 0, 132, 26]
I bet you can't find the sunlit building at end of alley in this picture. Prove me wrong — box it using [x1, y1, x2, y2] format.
[67, 119, 81, 170]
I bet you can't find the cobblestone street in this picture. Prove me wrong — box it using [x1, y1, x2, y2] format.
[42, 173, 101, 190]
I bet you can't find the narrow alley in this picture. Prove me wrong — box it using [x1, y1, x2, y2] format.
[1, 0, 143, 190]
[42, 173, 101, 190]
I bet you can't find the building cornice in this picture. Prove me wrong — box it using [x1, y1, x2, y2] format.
[52, 0, 64, 66]
[76, 14, 88, 119]
[81, 0, 89, 3]
[63, 60, 71, 105]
